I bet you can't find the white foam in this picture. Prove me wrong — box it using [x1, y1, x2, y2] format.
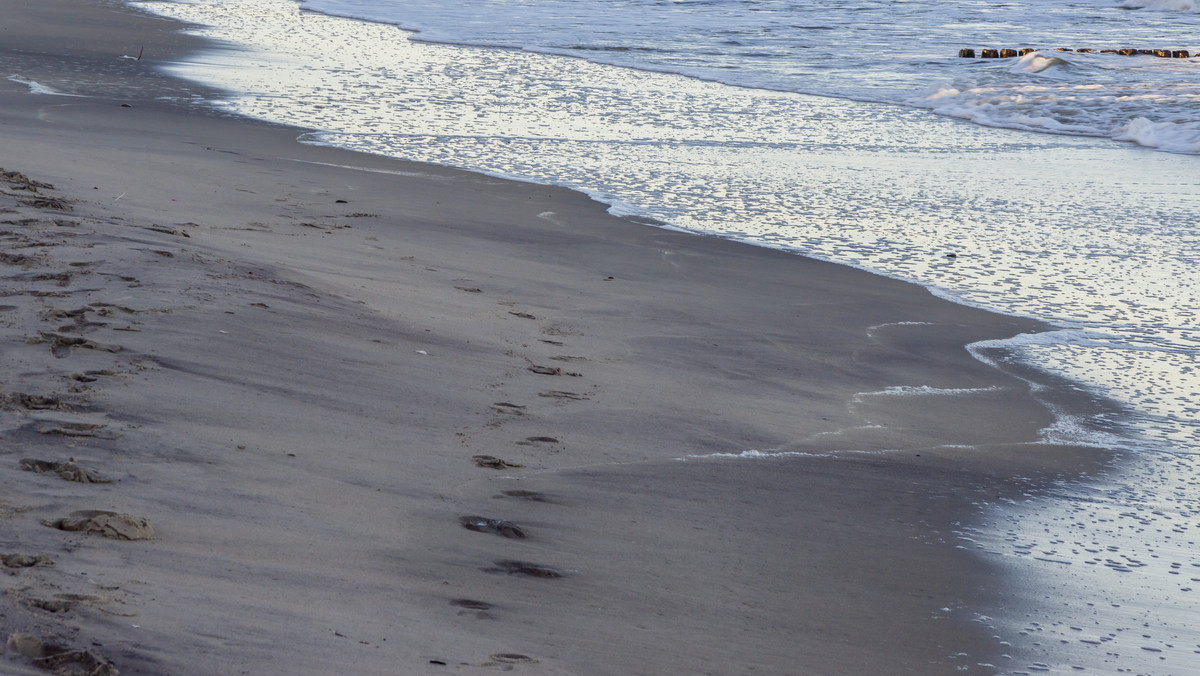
[867, 321, 935, 331]
[6, 75, 79, 96]
[855, 385, 1002, 399]
[679, 449, 833, 461]
[1010, 53, 1071, 75]
[1114, 116, 1200, 154]
[971, 329, 1113, 351]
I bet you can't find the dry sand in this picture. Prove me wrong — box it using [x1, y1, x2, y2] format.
[0, 1, 1111, 674]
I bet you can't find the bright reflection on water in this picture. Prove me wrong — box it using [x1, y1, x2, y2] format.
[958, 451, 1200, 674]
[136, 0, 1199, 672]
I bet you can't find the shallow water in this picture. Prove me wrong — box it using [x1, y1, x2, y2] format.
[958, 450, 1200, 674]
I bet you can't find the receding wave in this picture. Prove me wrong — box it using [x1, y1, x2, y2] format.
[1115, 116, 1200, 152]
[911, 51, 1200, 154]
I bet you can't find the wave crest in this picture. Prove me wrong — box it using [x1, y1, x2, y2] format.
[1114, 116, 1200, 153]
[1011, 53, 1072, 74]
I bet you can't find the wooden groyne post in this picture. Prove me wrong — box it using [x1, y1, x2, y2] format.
[959, 47, 1191, 59]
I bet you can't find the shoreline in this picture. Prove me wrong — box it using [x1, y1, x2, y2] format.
[138, 0, 1200, 462]
[0, 0, 1117, 674]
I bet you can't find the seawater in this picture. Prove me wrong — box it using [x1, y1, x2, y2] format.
[296, 0, 1200, 153]
[125, 0, 1199, 672]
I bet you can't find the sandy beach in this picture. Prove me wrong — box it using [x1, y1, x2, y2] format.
[0, 1, 1112, 674]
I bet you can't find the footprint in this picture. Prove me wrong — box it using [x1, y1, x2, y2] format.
[27, 594, 97, 613]
[57, 316, 107, 332]
[68, 369, 116, 383]
[45, 307, 90, 319]
[537, 391, 589, 400]
[490, 402, 527, 415]
[27, 332, 121, 358]
[30, 271, 72, 286]
[0, 553, 54, 568]
[449, 598, 494, 620]
[97, 272, 140, 284]
[472, 455, 525, 470]
[459, 516, 527, 539]
[527, 364, 582, 376]
[455, 286, 482, 293]
[28, 599, 71, 614]
[18, 196, 71, 211]
[2, 393, 68, 411]
[146, 225, 190, 238]
[87, 301, 142, 314]
[508, 311, 537, 320]
[42, 510, 154, 541]
[5, 634, 117, 676]
[0, 169, 54, 191]
[515, 436, 559, 446]
[488, 654, 538, 665]
[484, 560, 562, 578]
[19, 458, 110, 483]
[33, 422, 110, 438]
[548, 356, 588, 362]
[27, 333, 84, 356]
[498, 490, 552, 503]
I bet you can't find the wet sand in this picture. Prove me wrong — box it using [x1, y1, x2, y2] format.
[0, 0, 1108, 673]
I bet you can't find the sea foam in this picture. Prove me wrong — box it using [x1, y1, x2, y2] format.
[7, 75, 77, 96]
